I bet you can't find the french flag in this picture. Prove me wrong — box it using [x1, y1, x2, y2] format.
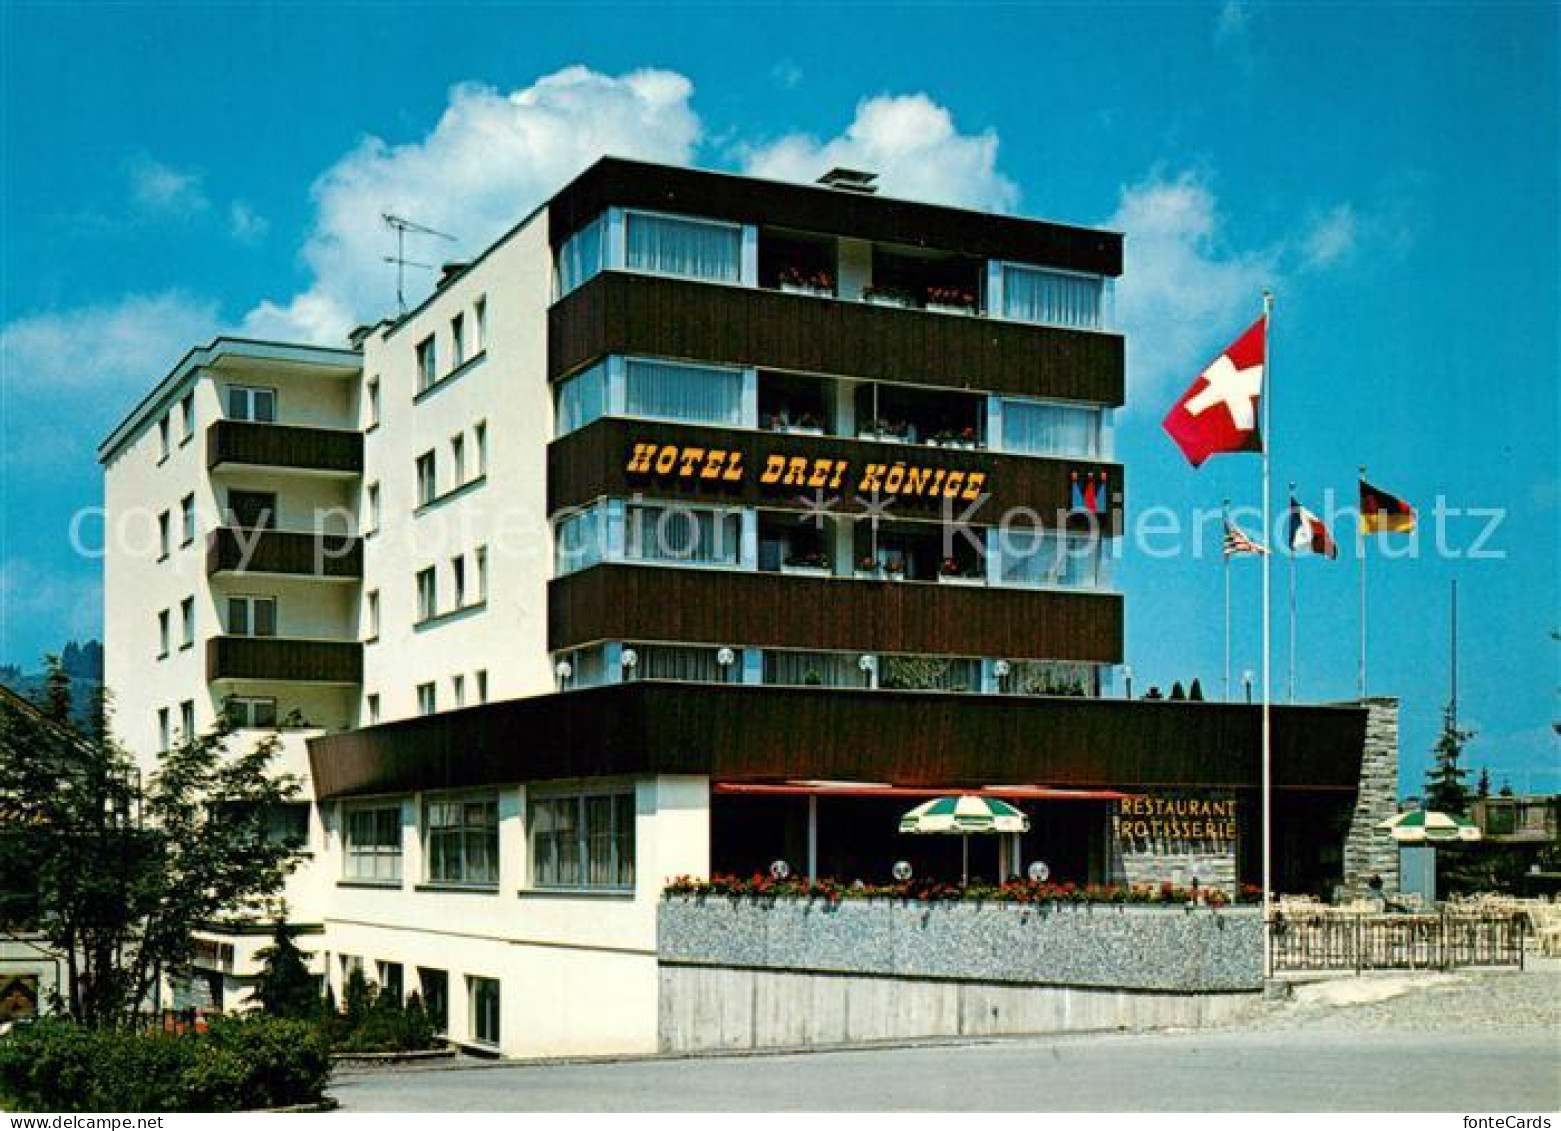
[1287, 497, 1338, 559]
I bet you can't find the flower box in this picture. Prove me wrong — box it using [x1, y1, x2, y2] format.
[926, 302, 976, 316]
[863, 293, 915, 309]
[779, 283, 834, 299]
[937, 573, 985, 586]
[780, 563, 832, 579]
[775, 424, 825, 437]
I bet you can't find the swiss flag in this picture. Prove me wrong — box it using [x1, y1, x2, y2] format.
[1162, 316, 1266, 467]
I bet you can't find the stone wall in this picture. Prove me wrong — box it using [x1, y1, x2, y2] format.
[659, 896, 1262, 992]
[1339, 697, 1401, 897]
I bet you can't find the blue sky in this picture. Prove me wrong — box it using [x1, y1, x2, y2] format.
[1, 1, 1556, 794]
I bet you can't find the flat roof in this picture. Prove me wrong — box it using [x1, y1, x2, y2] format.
[97, 337, 360, 464]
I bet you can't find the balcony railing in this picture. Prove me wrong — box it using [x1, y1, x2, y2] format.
[207, 419, 363, 475]
[206, 636, 363, 684]
[206, 528, 362, 580]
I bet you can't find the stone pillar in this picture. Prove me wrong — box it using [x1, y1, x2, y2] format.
[1339, 697, 1401, 896]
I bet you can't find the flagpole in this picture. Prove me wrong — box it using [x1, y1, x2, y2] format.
[1358, 464, 1368, 700]
[1261, 291, 1274, 981]
[1287, 481, 1297, 705]
[1223, 498, 1232, 703]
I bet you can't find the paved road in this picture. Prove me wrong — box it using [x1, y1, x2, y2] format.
[333, 1026, 1561, 1112]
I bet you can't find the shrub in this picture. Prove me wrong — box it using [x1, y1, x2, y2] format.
[332, 986, 440, 1053]
[0, 1017, 330, 1113]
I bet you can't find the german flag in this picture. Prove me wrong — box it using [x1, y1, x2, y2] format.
[1359, 478, 1416, 534]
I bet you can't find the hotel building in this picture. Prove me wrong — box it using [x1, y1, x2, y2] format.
[100, 158, 1393, 1056]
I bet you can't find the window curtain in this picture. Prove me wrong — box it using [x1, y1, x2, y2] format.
[624, 358, 743, 426]
[763, 650, 869, 688]
[555, 363, 607, 435]
[628, 644, 722, 682]
[999, 532, 1101, 588]
[1001, 265, 1103, 330]
[558, 215, 605, 295]
[626, 504, 740, 565]
[625, 213, 741, 282]
[1000, 399, 1100, 458]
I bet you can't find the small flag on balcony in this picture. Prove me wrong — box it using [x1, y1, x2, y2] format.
[1162, 316, 1266, 467]
[1222, 518, 1268, 557]
[1287, 497, 1338, 558]
[1359, 478, 1416, 534]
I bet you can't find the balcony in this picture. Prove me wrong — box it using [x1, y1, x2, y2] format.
[207, 419, 363, 476]
[206, 636, 362, 685]
[206, 527, 362, 580]
[549, 563, 1122, 664]
[549, 272, 1124, 406]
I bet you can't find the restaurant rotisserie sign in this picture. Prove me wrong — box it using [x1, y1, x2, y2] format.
[624, 439, 992, 502]
[1113, 794, 1239, 845]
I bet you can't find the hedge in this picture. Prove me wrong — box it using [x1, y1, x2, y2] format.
[0, 1016, 331, 1113]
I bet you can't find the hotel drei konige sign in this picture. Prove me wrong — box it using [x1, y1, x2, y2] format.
[625, 440, 992, 501]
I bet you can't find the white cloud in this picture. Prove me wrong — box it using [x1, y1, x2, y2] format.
[228, 200, 270, 244]
[241, 65, 702, 344]
[128, 155, 209, 215]
[738, 94, 1019, 213]
[1300, 203, 1357, 269]
[1106, 172, 1275, 395]
[1, 291, 219, 393]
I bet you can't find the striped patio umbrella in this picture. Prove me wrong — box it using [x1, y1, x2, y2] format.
[899, 795, 1030, 884]
[1376, 809, 1482, 843]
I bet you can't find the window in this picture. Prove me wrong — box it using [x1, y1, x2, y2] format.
[179, 700, 195, 741]
[365, 590, 380, 641]
[557, 214, 604, 295]
[366, 482, 381, 534]
[344, 804, 402, 882]
[227, 595, 277, 637]
[417, 681, 436, 716]
[555, 505, 606, 575]
[473, 296, 487, 352]
[999, 531, 1103, 589]
[452, 674, 466, 708]
[377, 961, 404, 1002]
[366, 377, 381, 429]
[158, 415, 171, 460]
[180, 597, 195, 648]
[451, 434, 466, 485]
[225, 490, 277, 530]
[415, 335, 437, 392]
[623, 643, 724, 683]
[224, 696, 278, 729]
[158, 511, 171, 558]
[1000, 264, 1105, 331]
[451, 554, 466, 607]
[626, 503, 741, 566]
[880, 655, 981, 693]
[554, 362, 607, 436]
[999, 398, 1102, 459]
[475, 670, 488, 703]
[474, 546, 488, 603]
[180, 392, 195, 442]
[226, 385, 277, 423]
[157, 708, 170, 752]
[469, 977, 500, 1047]
[624, 358, 743, 427]
[416, 568, 437, 622]
[450, 313, 465, 368]
[474, 421, 488, 476]
[424, 795, 498, 885]
[530, 790, 635, 890]
[624, 211, 741, 283]
[366, 693, 380, 724]
[180, 494, 195, 545]
[416, 451, 437, 506]
[157, 610, 170, 658]
[763, 650, 871, 689]
[418, 969, 448, 1033]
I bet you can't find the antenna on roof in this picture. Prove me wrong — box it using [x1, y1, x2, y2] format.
[817, 167, 879, 194]
[383, 213, 456, 315]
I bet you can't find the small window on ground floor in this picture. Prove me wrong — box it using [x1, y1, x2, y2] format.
[418, 967, 448, 1033]
[468, 976, 500, 1046]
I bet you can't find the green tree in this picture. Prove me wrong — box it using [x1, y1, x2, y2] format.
[1424, 700, 1474, 816]
[1476, 767, 1492, 799]
[0, 658, 305, 1027]
[247, 920, 319, 1020]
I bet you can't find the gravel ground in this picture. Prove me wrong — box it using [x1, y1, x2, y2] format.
[1252, 965, 1561, 1033]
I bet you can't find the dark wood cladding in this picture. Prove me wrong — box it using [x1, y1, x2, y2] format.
[206, 636, 362, 684]
[308, 682, 1367, 800]
[549, 564, 1122, 664]
[548, 418, 1122, 531]
[549, 273, 1125, 407]
[206, 420, 363, 475]
[206, 528, 363, 579]
[549, 158, 1122, 277]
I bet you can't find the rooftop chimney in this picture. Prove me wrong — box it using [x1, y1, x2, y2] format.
[817, 167, 879, 194]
